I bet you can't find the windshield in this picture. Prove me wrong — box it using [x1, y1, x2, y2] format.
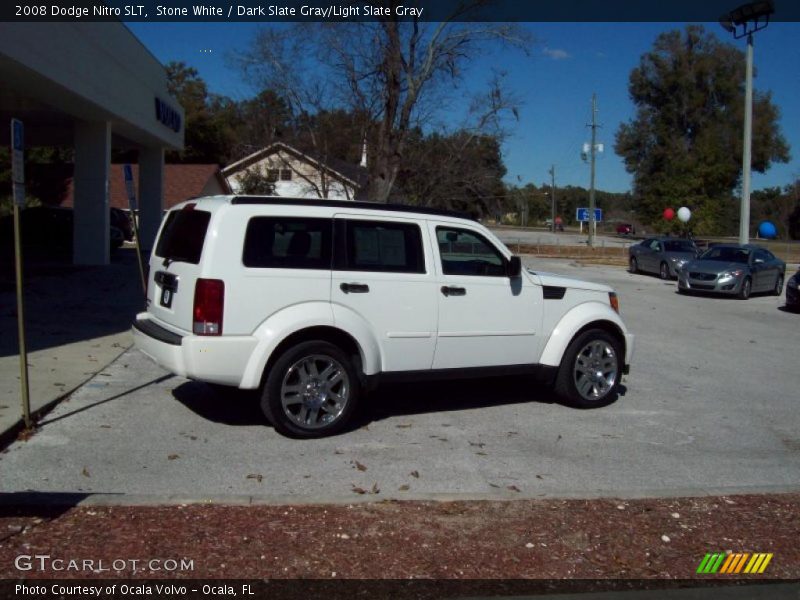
[155, 208, 211, 264]
[664, 240, 696, 253]
[699, 247, 750, 263]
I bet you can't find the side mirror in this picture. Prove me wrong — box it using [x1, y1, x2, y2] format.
[507, 256, 522, 278]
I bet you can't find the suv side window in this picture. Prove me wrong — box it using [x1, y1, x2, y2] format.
[437, 227, 506, 277]
[340, 219, 425, 273]
[242, 217, 332, 269]
[649, 240, 662, 251]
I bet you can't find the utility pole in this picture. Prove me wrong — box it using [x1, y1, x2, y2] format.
[740, 33, 754, 244]
[549, 165, 556, 233]
[588, 93, 598, 248]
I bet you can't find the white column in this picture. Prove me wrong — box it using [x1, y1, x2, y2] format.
[138, 146, 164, 253]
[73, 121, 111, 265]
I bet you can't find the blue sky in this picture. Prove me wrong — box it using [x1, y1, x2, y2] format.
[128, 21, 800, 193]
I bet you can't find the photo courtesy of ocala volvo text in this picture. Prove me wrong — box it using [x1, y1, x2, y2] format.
[132, 196, 634, 438]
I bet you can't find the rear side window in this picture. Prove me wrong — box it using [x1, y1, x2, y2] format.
[243, 217, 332, 269]
[155, 209, 211, 265]
[341, 220, 425, 274]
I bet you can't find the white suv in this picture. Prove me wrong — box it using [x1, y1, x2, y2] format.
[133, 196, 633, 438]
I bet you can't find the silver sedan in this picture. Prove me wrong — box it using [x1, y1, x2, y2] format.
[629, 237, 698, 280]
[677, 244, 786, 300]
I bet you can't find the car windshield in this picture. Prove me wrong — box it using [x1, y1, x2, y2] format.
[699, 247, 750, 263]
[664, 240, 696, 252]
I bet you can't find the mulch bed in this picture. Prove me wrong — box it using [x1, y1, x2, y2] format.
[0, 494, 797, 585]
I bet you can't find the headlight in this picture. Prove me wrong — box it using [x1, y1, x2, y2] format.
[719, 269, 744, 281]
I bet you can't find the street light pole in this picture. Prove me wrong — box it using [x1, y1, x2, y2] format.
[740, 33, 754, 244]
[549, 165, 556, 233]
[719, 0, 774, 244]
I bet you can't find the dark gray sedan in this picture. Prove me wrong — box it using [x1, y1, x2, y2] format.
[629, 237, 699, 280]
[677, 244, 785, 299]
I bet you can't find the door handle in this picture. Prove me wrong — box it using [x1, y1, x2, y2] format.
[340, 282, 370, 294]
[441, 286, 466, 297]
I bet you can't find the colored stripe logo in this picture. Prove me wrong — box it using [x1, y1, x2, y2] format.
[696, 552, 773, 574]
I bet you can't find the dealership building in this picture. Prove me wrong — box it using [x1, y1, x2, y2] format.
[0, 22, 184, 264]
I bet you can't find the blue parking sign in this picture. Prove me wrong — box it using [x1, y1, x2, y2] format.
[11, 119, 24, 205]
[576, 207, 603, 222]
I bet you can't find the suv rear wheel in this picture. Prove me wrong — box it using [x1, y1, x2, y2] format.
[554, 329, 622, 409]
[261, 340, 360, 438]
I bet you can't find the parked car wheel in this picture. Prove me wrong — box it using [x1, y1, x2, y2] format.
[554, 329, 622, 409]
[773, 275, 784, 296]
[659, 262, 670, 280]
[261, 340, 360, 438]
[629, 257, 638, 274]
[738, 277, 752, 300]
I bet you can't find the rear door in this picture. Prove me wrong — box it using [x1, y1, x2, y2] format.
[148, 205, 212, 333]
[331, 215, 437, 372]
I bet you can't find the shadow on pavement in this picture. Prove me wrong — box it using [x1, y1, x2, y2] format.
[0, 248, 144, 357]
[0, 492, 99, 517]
[38, 374, 173, 427]
[172, 376, 626, 431]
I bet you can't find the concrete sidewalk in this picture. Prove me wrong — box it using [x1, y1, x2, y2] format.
[0, 247, 143, 445]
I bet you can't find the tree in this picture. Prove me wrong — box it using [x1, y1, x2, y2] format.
[394, 129, 507, 217]
[615, 25, 790, 235]
[236, 165, 276, 196]
[236, 9, 529, 202]
[165, 61, 234, 163]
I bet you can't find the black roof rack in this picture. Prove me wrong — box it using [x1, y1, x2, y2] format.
[230, 196, 475, 221]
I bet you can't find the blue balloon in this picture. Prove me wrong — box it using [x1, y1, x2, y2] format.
[758, 221, 777, 239]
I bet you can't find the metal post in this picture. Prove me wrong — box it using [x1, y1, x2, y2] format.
[549, 165, 556, 233]
[740, 34, 754, 245]
[588, 93, 598, 248]
[13, 203, 31, 430]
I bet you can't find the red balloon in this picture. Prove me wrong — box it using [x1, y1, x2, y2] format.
[663, 208, 675, 221]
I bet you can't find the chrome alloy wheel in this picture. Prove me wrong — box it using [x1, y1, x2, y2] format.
[280, 355, 350, 429]
[573, 340, 618, 401]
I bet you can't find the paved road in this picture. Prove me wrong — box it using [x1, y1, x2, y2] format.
[2, 259, 798, 503]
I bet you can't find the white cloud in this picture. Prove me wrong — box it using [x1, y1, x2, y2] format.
[543, 47, 571, 60]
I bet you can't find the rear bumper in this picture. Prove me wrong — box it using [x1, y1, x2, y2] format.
[132, 314, 259, 387]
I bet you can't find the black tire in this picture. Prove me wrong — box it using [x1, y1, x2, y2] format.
[738, 277, 752, 300]
[261, 340, 360, 438]
[773, 275, 784, 296]
[553, 328, 623, 409]
[659, 262, 670, 280]
[629, 256, 638, 274]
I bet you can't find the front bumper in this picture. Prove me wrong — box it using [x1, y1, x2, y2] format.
[132, 313, 258, 387]
[677, 272, 743, 295]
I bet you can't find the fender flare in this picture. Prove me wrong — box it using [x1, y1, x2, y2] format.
[239, 302, 382, 389]
[538, 302, 629, 367]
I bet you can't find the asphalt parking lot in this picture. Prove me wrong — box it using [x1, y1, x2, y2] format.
[1, 258, 798, 503]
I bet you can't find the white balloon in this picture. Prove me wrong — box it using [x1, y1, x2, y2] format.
[677, 207, 691, 223]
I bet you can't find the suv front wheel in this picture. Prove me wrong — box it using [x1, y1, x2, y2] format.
[261, 341, 361, 438]
[554, 329, 622, 409]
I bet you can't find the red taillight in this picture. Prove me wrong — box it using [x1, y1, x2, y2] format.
[193, 278, 224, 336]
